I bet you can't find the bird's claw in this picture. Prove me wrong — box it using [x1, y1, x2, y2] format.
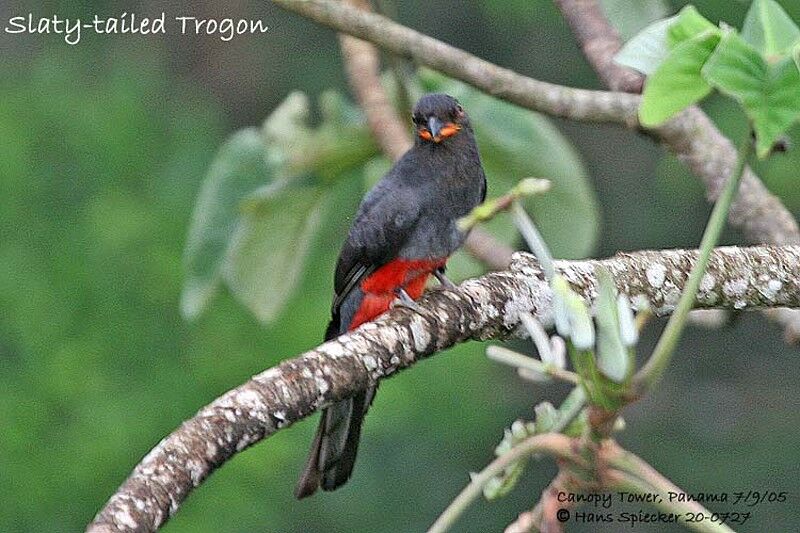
[434, 268, 458, 291]
[393, 288, 426, 314]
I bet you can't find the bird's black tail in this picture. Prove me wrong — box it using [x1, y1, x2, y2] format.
[294, 386, 376, 498]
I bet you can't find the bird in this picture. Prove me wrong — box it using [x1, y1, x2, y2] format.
[294, 93, 487, 499]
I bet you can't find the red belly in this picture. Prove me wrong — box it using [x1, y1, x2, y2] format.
[349, 257, 447, 330]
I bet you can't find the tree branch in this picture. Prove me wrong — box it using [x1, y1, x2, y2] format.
[553, 0, 644, 92]
[338, 0, 410, 161]
[274, 0, 641, 125]
[88, 245, 800, 532]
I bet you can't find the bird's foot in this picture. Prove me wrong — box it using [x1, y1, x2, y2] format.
[434, 267, 458, 291]
[393, 288, 426, 314]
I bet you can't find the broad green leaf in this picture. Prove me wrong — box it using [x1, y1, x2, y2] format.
[594, 267, 629, 383]
[615, 15, 677, 75]
[615, 5, 719, 75]
[262, 91, 378, 183]
[419, 71, 599, 278]
[181, 128, 272, 321]
[703, 30, 800, 158]
[667, 5, 718, 48]
[742, 0, 800, 59]
[223, 181, 332, 323]
[639, 31, 721, 126]
[600, 0, 670, 40]
[261, 91, 313, 172]
[301, 91, 379, 181]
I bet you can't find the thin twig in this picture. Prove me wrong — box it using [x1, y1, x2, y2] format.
[427, 433, 579, 533]
[606, 445, 737, 533]
[487, 346, 580, 385]
[637, 133, 753, 391]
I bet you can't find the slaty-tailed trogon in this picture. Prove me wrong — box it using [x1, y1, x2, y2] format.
[295, 93, 487, 498]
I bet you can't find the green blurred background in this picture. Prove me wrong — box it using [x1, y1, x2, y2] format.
[2, 1, 799, 532]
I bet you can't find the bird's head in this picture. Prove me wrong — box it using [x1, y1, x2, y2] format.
[411, 93, 470, 145]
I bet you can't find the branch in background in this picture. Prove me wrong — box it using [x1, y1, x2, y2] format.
[338, 0, 514, 269]
[88, 245, 800, 532]
[272, 0, 800, 341]
[274, 0, 641, 125]
[553, 0, 644, 92]
[338, 0, 410, 161]
[553, 0, 800, 342]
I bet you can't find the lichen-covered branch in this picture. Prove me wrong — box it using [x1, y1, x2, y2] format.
[88, 245, 800, 532]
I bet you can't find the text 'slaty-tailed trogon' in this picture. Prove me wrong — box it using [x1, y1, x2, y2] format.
[295, 94, 487, 499]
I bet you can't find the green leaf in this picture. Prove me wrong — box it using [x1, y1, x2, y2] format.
[703, 30, 800, 158]
[742, 0, 800, 59]
[795, 42, 800, 71]
[419, 71, 599, 278]
[222, 181, 332, 323]
[615, 15, 677, 75]
[600, 0, 670, 40]
[667, 5, 718, 48]
[181, 128, 272, 321]
[594, 267, 630, 383]
[639, 30, 721, 126]
[261, 91, 378, 183]
[615, 5, 719, 76]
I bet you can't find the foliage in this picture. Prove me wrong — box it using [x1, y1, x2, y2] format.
[617, 0, 800, 157]
[181, 93, 375, 323]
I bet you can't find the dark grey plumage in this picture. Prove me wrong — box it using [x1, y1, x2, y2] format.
[295, 94, 486, 498]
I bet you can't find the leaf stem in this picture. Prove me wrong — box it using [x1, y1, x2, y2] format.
[511, 201, 556, 280]
[635, 132, 753, 392]
[458, 178, 551, 232]
[486, 346, 580, 384]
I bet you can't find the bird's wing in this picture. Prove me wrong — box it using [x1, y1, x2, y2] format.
[326, 183, 422, 336]
[479, 169, 487, 204]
